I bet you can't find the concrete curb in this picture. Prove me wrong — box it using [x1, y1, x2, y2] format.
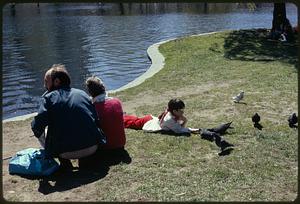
[3, 32, 217, 123]
[107, 38, 173, 93]
[2, 112, 37, 123]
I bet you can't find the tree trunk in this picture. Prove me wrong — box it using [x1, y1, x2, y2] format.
[271, 3, 295, 41]
[119, 3, 124, 15]
[272, 3, 287, 31]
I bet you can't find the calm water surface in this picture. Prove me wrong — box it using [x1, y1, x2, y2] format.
[2, 3, 298, 119]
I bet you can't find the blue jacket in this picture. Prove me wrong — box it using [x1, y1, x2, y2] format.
[31, 87, 106, 157]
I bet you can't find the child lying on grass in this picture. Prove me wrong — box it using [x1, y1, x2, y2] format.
[124, 98, 200, 135]
[124, 98, 234, 151]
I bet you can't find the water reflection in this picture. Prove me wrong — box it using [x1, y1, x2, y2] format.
[2, 3, 298, 119]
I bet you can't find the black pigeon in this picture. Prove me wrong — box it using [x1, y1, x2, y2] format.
[215, 136, 234, 151]
[288, 113, 298, 128]
[289, 123, 298, 128]
[208, 122, 233, 135]
[218, 148, 234, 156]
[252, 113, 260, 123]
[254, 122, 263, 130]
[200, 129, 220, 142]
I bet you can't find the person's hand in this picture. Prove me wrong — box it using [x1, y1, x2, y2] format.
[179, 115, 187, 125]
[189, 128, 200, 134]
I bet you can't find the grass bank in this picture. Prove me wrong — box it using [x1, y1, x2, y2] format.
[2, 29, 298, 201]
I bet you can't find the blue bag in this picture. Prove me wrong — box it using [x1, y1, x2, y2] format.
[9, 148, 59, 176]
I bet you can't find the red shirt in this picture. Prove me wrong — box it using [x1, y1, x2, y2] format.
[94, 98, 126, 149]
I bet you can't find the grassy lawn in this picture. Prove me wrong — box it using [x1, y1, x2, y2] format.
[3, 29, 298, 201]
[110, 29, 298, 201]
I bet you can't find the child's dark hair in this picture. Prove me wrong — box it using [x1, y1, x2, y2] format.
[167, 98, 185, 113]
[158, 98, 185, 119]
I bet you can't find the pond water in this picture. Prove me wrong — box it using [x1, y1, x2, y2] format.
[2, 3, 298, 120]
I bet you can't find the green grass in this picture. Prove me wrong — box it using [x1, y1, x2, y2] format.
[3, 29, 298, 202]
[108, 29, 298, 201]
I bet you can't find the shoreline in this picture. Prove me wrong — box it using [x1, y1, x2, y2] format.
[2, 32, 217, 123]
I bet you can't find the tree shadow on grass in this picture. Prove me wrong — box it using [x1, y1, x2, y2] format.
[14, 148, 132, 195]
[221, 29, 298, 69]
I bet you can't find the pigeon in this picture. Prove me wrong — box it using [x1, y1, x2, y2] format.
[252, 113, 263, 130]
[200, 129, 220, 142]
[218, 148, 234, 156]
[232, 91, 244, 103]
[254, 122, 263, 130]
[288, 113, 298, 128]
[201, 129, 234, 151]
[207, 122, 233, 135]
[252, 113, 260, 124]
[215, 136, 234, 151]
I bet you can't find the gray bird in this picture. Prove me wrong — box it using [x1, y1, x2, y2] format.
[252, 113, 260, 124]
[215, 136, 234, 151]
[232, 91, 244, 103]
[288, 113, 298, 128]
[208, 122, 233, 135]
[200, 129, 220, 142]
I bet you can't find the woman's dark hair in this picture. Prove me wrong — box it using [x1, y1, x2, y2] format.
[50, 64, 71, 87]
[85, 76, 106, 97]
[168, 98, 185, 113]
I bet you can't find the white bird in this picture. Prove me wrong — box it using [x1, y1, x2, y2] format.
[232, 91, 244, 103]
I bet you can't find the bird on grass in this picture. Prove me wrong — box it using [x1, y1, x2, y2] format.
[215, 136, 234, 151]
[218, 148, 234, 156]
[252, 113, 263, 130]
[200, 129, 234, 151]
[207, 122, 233, 135]
[200, 129, 220, 142]
[252, 113, 260, 123]
[232, 91, 244, 103]
[288, 113, 298, 128]
[254, 122, 263, 130]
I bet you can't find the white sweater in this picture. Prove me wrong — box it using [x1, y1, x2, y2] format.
[142, 112, 190, 134]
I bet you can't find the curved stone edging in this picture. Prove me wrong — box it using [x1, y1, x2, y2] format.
[109, 31, 217, 93]
[3, 31, 217, 123]
[2, 112, 38, 123]
[108, 38, 174, 93]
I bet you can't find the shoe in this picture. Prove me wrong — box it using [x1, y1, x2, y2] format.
[57, 158, 73, 172]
